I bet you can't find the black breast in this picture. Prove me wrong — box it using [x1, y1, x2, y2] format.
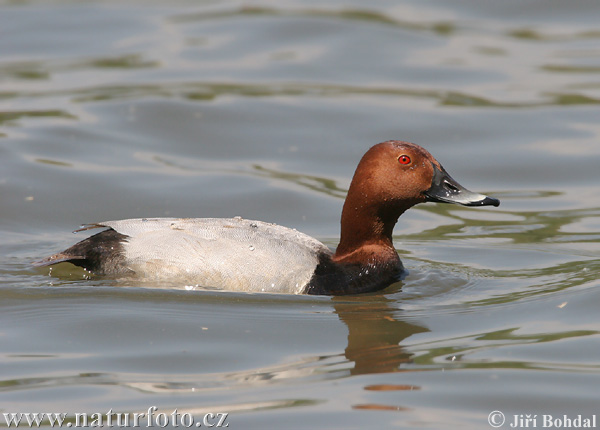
[304, 252, 405, 295]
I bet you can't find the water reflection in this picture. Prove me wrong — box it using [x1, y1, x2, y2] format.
[113, 293, 430, 415]
[170, 5, 457, 35]
[0, 109, 75, 126]
[332, 294, 428, 375]
[126, 292, 429, 414]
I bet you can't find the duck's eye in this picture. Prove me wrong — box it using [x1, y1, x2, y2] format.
[398, 155, 411, 165]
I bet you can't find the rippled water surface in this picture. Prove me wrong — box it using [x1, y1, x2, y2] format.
[1, 1, 600, 429]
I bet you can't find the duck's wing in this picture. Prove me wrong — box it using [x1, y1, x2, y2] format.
[109, 218, 332, 294]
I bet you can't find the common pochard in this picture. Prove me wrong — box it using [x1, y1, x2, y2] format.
[34, 141, 499, 295]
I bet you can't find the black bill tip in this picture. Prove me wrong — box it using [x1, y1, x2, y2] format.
[424, 163, 500, 208]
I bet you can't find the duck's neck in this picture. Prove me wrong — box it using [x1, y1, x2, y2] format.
[333, 193, 409, 266]
[305, 182, 413, 295]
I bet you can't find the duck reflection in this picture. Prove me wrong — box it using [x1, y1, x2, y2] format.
[114, 288, 427, 415]
[332, 290, 428, 375]
[332, 289, 428, 411]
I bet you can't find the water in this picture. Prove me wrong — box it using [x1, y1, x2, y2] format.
[1, 1, 599, 428]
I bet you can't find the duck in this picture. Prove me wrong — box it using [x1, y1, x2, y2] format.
[34, 140, 499, 295]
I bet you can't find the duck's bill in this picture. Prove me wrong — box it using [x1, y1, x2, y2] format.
[424, 164, 500, 207]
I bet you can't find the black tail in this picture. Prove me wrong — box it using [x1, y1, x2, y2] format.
[33, 229, 130, 275]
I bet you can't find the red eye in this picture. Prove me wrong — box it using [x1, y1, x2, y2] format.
[398, 155, 411, 165]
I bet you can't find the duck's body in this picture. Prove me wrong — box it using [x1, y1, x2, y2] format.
[34, 141, 499, 295]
